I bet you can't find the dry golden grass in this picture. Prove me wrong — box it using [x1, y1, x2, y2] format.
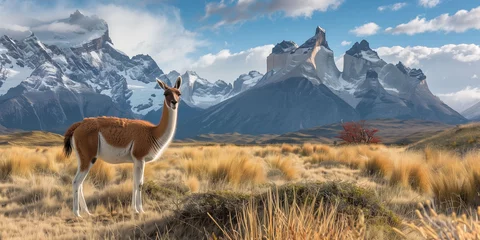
[396, 202, 480, 239]
[280, 143, 295, 154]
[1, 142, 480, 239]
[217, 190, 365, 240]
[301, 143, 315, 156]
[265, 155, 299, 180]
[364, 154, 394, 178]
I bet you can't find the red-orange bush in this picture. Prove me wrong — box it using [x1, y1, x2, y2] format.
[337, 121, 380, 144]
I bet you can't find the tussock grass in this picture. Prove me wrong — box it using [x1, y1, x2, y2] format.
[183, 146, 266, 186]
[364, 154, 394, 178]
[2, 142, 480, 239]
[265, 155, 299, 180]
[301, 143, 315, 156]
[396, 202, 480, 239]
[222, 190, 365, 240]
[281, 143, 295, 154]
[185, 176, 200, 192]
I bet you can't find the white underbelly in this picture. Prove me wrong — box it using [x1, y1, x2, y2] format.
[97, 133, 133, 164]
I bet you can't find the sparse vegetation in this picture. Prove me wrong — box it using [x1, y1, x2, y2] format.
[1, 135, 480, 239]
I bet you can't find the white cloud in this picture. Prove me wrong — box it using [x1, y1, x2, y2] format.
[191, 44, 274, 82]
[32, 22, 85, 33]
[341, 41, 351, 46]
[473, 74, 479, 79]
[419, 0, 440, 8]
[376, 44, 480, 65]
[376, 44, 480, 110]
[378, 2, 407, 11]
[385, 6, 480, 35]
[349, 22, 381, 36]
[203, 0, 344, 28]
[0, 1, 206, 74]
[93, 5, 205, 73]
[0, 24, 29, 32]
[437, 87, 480, 112]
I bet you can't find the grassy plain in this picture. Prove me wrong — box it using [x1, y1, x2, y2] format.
[0, 130, 480, 239]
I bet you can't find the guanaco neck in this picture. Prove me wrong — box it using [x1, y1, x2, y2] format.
[153, 100, 178, 141]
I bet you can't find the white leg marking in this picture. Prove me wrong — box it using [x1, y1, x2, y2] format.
[132, 159, 145, 214]
[73, 168, 90, 217]
[136, 159, 145, 213]
[79, 185, 91, 216]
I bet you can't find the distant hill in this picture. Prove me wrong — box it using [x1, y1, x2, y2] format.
[180, 133, 277, 145]
[408, 123, 480, 152]
[0, 131, 63, 146]
[0, 124, 18, 134]
[181, 119, 453, 145]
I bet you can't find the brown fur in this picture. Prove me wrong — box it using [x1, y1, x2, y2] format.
[70, 101, 170, 171]
[64, 77, 182, 172]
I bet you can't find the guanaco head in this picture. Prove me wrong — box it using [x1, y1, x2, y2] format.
[156, 76, 182, 110]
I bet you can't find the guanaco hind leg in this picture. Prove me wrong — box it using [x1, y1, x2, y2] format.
[132, 159, 145, 213]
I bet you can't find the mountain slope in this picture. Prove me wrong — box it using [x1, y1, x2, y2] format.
[462, 101, 480, 121]
[340, 41, 466, 124]
[409, 123, 480, 152]
[177, 77, 359, 138]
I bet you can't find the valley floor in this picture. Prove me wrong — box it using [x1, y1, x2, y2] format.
[1, 143, 480, 239]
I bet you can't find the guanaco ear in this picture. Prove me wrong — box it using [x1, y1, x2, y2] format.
[174, 76, 182, 89]
[156, 78, 167, 90]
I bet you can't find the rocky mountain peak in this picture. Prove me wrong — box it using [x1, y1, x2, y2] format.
[346, 40, 374, 57]
[69, 10, 86, 21]
[272, 40, 297, 54]
[395, 61, 409, 74]
[316, 26, 326, 35]
[299, 26, 330, 50]
[395, 62, 426, 81]
[409, 68, 426, 81]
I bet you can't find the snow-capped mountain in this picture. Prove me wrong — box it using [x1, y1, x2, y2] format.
[178, 71, 232, 108]
[176, 27, 361, 138]
[176, 26, 466, 138]
[229, 70, 264, 96]
[156, 70, 263, 109]
[259, 28, 465, 124]
[0, 10, 268, 133]
[342, 41, 465, 123]
[0, 11, 167, 131]
[463, 102, 480, 121]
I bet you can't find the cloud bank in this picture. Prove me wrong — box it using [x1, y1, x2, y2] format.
[386, 6, 480, 35]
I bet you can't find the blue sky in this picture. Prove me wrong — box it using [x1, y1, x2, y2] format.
[1, 0, 480, 111]
[175, 0, 480, 58]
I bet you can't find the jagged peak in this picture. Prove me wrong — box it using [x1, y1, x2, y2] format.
[272, 40, 298, 54]
[316, 26, 326, 35]
[395, 61, 409, 74]
[394, 62, 426, 81]
[168, 70, 181, 76]
[69, 10, 86, 21]
[409, 68, 426, 81]
[185, 70, 198, 76]
[346, 40, 372, 56]
[299, 26, 330, 50]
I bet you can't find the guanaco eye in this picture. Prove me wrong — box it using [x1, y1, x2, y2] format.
[178, 93, 181, 96]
